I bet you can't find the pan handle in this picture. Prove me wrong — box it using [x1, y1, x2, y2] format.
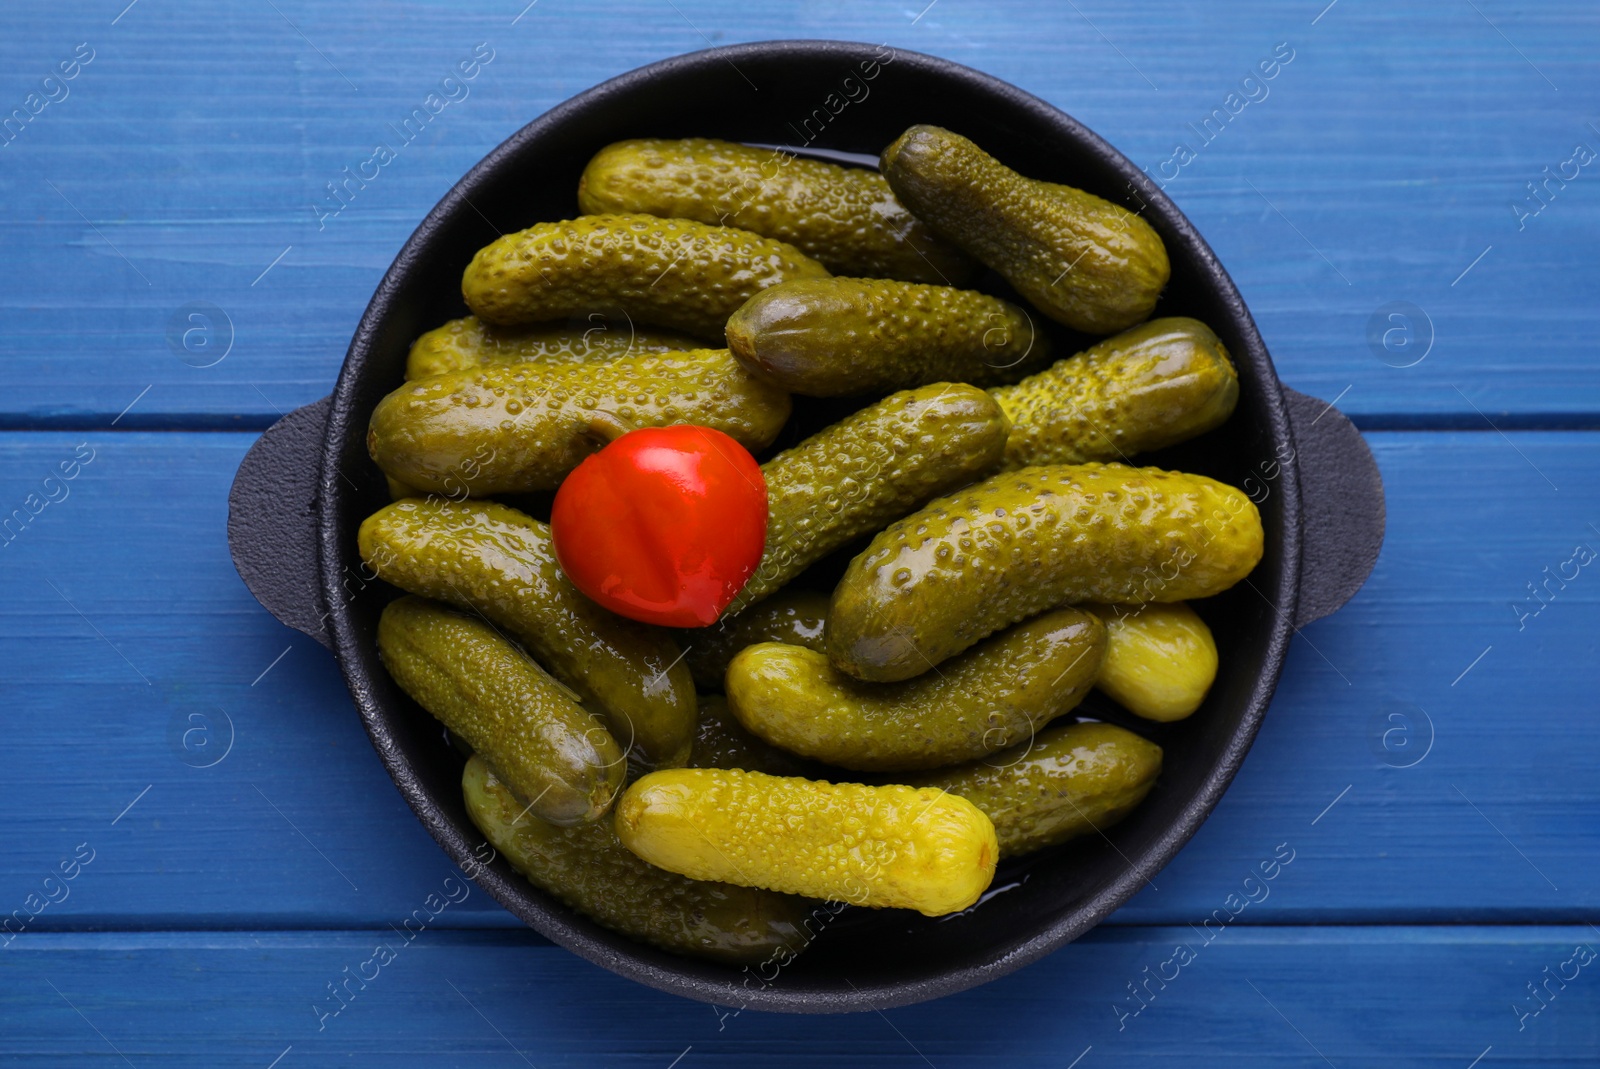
[1282, 386, 1386, 628]
[227, 398, 334, 648]
[228, 390, 1382, 637]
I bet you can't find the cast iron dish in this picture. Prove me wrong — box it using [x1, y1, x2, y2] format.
[227, 40, 1384, 1012]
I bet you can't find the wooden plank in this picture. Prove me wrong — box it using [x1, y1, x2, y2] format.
[2, 927, 1596, 1065]
[0, 428, 1595, 930]
[1116, 422, 1600, 922]
[0, 2, 1595, 423]
[0, 431, 521, 930]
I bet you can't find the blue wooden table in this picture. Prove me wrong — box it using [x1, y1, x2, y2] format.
[3, 2, 1597, 1064]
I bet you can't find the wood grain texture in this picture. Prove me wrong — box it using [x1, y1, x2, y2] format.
[2, 1, 1596, 1057]
[0, 1, 1595, 423]
[0, 429, 1595, 929]
[3, 927, 1597, 1064]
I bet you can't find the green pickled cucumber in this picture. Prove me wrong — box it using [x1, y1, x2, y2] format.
[367, 348, 791, 496]
[726, 277, 1049, 397]
[882, 125, 1170, 334]
[725, 608, 1105, 771]
[577, 138, 975, 284]
[684, 588, 830, 690]
[992, 317, 1239, 468]
[912, 721, 1162, 856]
[377, 596, 623, 824]
[616, 768, 998, 916]
[359, 497, 696, 766]
[406, 315, 703, 379]
[827, 463, 1263, 682]
[729, 383, 1009, 616]
[687, 694, 816, 778]
[462, 755, 812, 964]
[461, 213, 830, 339]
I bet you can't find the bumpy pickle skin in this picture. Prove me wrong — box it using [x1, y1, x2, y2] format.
[881, 125, 1170, 335]
[725, 277, 1050, 397]
[576, 138, 974, 284]
[461, 213, 830, 339]
[991, 317, 1239, 468]
[358, 498, 696, 766]
[912, 721, 1162, 856]
[686, 695, 817, 778]
[406, 316, 703, 379]
[729, 383, 1009, 616]
[827, 462, 1263, 682]
[725, 609, 1105, 772]
[367, 348, 791, 496]
[1086, 601, 1218, 722]
[377, 596, 623, 824]
[615, 768, 998, 916]
[462, 756, 811, 964]
[683, 588, 830, 691]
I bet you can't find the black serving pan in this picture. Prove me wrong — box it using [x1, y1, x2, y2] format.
[226, 40, 1384, 1013]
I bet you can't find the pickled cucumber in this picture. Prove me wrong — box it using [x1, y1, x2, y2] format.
[992, 317, 1238, 468]
[912, 721, 1162, 856]
[367, 348, 791, 496]
[576, 138, 973, 284]
[725, 608, 1104, 771]
[615, 768, 998, 916]
[729, 383, 1009, 615]
[385, 474, 423, 501]
[378, 596, 623, 824]
[461, 213, 829, 339]
[1087, 602, 1218, 722]
[684, 588, 830, 690]
[882, 125, 1170, 334]
[463, 755, 811, 964]
[406, 315, 702, 379]
[358, 497, 696, 765]
[827, 463, 1263, 681]
[726, 277, 1049, 397]
[687, 694, 816, 778]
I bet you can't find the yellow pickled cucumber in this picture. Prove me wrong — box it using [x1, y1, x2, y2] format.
[882, 125, 1170, 334]
[463, 756, 811, 964]
[576, 138, 973, 284]
[385, 474, 423, 501]
[683, 588, 830, 691]
[406, 315, 703, 379]
[828, 463, 1262, 681]
[377, 596, 623, 824]
[730, 383, 1009, 615]
[725, 609, 1104, 771]
[991, 317, 1238, 468]
[367, 348, 790, 496]
[913, 721, 1162, 856]
[358, 497, 695, 766]
[461, 213, 829, 338]
[615, 768, 997, 916]
[1087, 602, 1218, 721]
[725, 277, 1049, 396]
